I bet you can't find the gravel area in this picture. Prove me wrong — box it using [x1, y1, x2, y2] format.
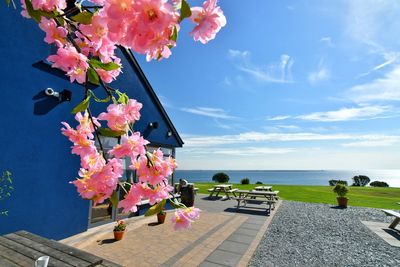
[250, 201, 400, 267]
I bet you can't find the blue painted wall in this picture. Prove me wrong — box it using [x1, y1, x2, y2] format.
[0, 4, 182, 240]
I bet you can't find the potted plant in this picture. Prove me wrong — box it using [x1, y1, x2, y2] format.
[157, 210, 167, 224]
[113, 220, 127, 241]
[333, 183, 349, 208]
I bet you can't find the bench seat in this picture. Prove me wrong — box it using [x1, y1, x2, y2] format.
[381, 209, 400, 229]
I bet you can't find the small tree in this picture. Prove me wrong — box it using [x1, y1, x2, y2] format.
[256, 181, 263, 184]
[352, 175, 370, 187]
[212, 172, 230, 183]
[370, 181, 389, 187]
[329, 180, 348, 186]
[241, 178, 250, 184]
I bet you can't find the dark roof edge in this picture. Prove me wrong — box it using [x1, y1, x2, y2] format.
[121, 48, 184, 147]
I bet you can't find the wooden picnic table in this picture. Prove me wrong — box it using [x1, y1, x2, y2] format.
[0, 230, 121, 267]
[207, 184, 237, 199]
[253, 186, 272, 191]
[233, 190, 279, 213]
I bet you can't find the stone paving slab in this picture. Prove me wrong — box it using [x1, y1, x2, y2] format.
[362, 221, 400, 247]
[66, 195, 282, 267]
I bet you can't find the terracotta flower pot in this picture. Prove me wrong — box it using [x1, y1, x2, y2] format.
[113, 231, 125, 241]
[157, 213, 166, 224]
[337, 197, 348, 208]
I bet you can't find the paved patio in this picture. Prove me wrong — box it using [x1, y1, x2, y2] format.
[61, 195, 281, 267]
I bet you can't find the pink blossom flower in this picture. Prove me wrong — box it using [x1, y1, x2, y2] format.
[184, 207, 201, 220]
[47, 46, 89, 84]
[97, 103, 128, 131]
[134, 149, 176, 185]
[148, 182, 173, 205]
[189, 0, 226, 44]
[20, 0, 30, 18]
[170, 209, 192, 230]
[109, 132, 149, 159]
[124, 99, 142, 122]
[31, 0, 67, 12]
[39, 18, 67, 47]
[95, 58, 122, 83]
[118, 184, 143, 213]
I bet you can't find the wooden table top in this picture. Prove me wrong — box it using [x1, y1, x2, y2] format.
[0, 230, 121, 267]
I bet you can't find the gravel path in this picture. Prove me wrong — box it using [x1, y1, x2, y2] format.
[250, 201, 400, 267]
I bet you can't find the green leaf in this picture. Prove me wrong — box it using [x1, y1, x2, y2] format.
[110, 190, 119, 208]
[6, 0, 10, 6]
[98, 127, 126, 137]
[145, 199, 166, 217]
[87, 68, 100, 85]
[115, 90, 129, 104]
[90, 59, 120, 71]
[92, 94, 111, 103]
[170, 26, 178, 42]
[71, 95, 90, 114]
[71, 11, 93, 25]
[179, 0, 192, 21]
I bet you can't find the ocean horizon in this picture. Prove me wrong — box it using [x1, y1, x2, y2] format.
[174, 169, 400, 188]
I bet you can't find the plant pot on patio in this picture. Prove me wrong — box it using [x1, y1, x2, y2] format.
[157, 211, 166, 224]
[113, 220, 126, 241]
[333, 183, 349, 208]
[113, 231, 125, 241]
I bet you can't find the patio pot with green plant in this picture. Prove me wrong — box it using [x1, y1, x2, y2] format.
[113, 220, 127, 241]
[157, 210, 167, 224]
[333, 183, 349, 208]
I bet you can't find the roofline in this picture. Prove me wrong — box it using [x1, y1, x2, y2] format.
[121, 48, 184, 147]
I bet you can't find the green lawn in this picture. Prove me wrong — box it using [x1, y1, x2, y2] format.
[195, 182, 400, 210]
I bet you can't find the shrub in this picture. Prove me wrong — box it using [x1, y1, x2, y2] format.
[241, 178, 250, 184]
[256, 181, 263, 184]
[329, 180, 348, 186]
[333, 183, 349, 197]
[370, 181, 389, 187]
[352, 175, 370, 187]
[212, 172, 230, 183]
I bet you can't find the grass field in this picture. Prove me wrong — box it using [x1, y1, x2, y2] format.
[195, 182, 400, 210]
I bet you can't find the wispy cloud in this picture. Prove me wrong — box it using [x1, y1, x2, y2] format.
[347, 65, 400, 103]
[181, 132, 400, 147]
[213, 147, 295, 156]
[266, 115, 291, 121]
[308, 61, 330, 85]
[228, 49, 294, 84]
[346, 1, 400, 77]
[342, 139, 399, 148]
[297, 105, 393, 122]
[320, 36, 333, 47]
[180, 107, 237, 119]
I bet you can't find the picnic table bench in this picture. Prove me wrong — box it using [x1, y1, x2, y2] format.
[232, 190, 279, 213]
[207, 184, 238, 199]
[0, 230, 122, 267]
[382, 209, 400, 229]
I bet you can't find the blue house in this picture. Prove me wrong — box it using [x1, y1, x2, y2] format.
[0, 3, 183, 240]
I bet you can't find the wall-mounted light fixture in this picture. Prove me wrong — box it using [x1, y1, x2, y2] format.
[44, 88, 71, 102]
[149, 122, 159, 129]
[167, 131, 172, 137]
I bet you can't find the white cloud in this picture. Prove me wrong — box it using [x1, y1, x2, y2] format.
[347, 65, 400, 102]
[213, 147, 295, 156]
[228, 50, 294, 84]
[346, 1, 400, 76]
[297, 105, 392, 122]
[180, 107, 237, 119]
[320, 36, 333, 47]
[181, 131, 400, 148]
[228, 49, 250, 60]
[267, 115, 291, 121]
[342, 139, 399, 148]
[308, 62, 330, 85]
[277, 125, 300, 130]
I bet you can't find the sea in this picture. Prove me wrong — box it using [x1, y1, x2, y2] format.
[174, 170, 400, 188]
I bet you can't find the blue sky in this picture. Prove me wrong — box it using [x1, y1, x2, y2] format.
[136, 0, 400, 170]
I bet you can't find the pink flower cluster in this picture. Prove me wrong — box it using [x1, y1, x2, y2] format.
[61, 100, 181, 222]
[170, 207, 201, 230]
[23, 0, 226, 82]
